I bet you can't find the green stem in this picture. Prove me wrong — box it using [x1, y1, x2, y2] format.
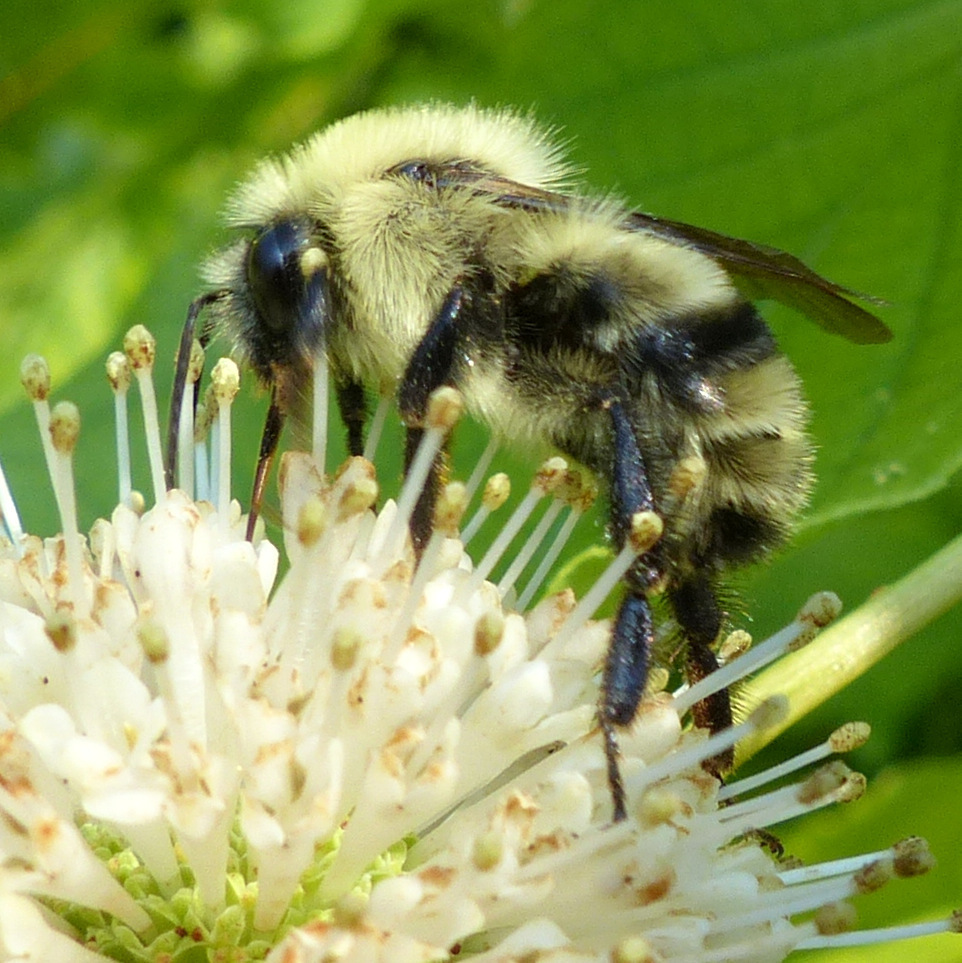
[736, 528, 962, 765]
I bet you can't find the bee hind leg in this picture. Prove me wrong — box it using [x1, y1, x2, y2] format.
[669, 571, 734, 775]
[601, 589, 657, 821]
[598, 395, 662, 821]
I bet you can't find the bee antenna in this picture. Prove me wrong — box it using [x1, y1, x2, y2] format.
[165, 292, 222, 490]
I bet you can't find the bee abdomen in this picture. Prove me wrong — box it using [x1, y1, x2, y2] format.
[623, 300, 777, 414]
[689, 353, 813, 568]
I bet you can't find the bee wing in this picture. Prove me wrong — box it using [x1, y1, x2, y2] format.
[623, 211, 891, 345]
[421, 165, 892, 345]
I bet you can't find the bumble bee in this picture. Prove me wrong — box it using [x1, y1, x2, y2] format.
[166, 103, 890, 821]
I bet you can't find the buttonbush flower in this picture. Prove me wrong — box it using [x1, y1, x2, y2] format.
[0, 329, 957, 962]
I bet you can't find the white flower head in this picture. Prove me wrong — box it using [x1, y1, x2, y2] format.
[0, 336, 957, 962]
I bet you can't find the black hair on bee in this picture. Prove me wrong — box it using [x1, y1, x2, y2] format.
[166, 103, 890, 822]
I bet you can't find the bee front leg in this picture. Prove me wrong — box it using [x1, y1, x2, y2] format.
[165, 291, 221, 490]
[398, 285, 468, 557]
[246, 388, 286, 541]
[599, 396, 662, 822]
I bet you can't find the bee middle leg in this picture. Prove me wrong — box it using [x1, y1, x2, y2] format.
[336, 380, 367, 457]
[598, 395, 662, 821]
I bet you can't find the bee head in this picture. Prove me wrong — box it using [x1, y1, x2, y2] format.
[245, 217, 329, 373]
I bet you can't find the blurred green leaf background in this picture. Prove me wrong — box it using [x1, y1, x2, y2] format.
[1, 1, 960, 958]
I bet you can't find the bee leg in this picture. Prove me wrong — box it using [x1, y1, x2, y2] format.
[669, 572, 734, 774]
[165, 291, 221, 489]
[245, 388, 285, 541]
[601, 589, 656, 821]
[599, 396, 661, 821]
[398, 285, 466, 558]
[336, 380, 367, 457]
[403, 427, 446, 558]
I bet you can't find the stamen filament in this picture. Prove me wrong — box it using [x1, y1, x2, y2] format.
[194, 433, 210, 503]
[362, 394, 391, 461]
[634, 697, 786, 794]
[0, 456, 25, 554]
[381, 388, 462, 564]
[517, 471, 595, 611]
[176, 339, 204, 498]
[211, 359, 239, 523]
[497, 499, 564, 597]
[49, 402, 88, 618]
[123, 326, 166, 504]
[465, 487, 542, 593]
[208, 416, 220, 506]
[464, 459, 565, 597]
[719, 765, 864, 834]
[313, 347, 329, 473]
[517, 506, 580, 610]
[543, 544, 634, 654]
[797, 916, 957, 949]
[673, 606, 826, 716]
[21, 354, 62, 519]
[106, 352, 133, 506]
[718, 721, 870, 802]
[778, 846, 895, 885]
[177, 383, 194, 497]
[461, 471, 510, 546]
[464, 436, 499, 502]
[386, 426, 446, 558]
[706, 877, 857, 933]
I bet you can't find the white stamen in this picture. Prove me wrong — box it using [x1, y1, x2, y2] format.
[461, 471, 511, 545]
[517, 471, 596, 610]
[779, 846, 897, 886]
[464, 435, 499, 501]
[21, 354, 62, 519]
[517, 508, 579, 610]
[362, 394, 391, 461]
[379, 388, 462, 564]
[497, 499, 564, 597]
[464, 459, 566, 597]
[634, 697, 787, 795]
[193, 436, 210, 503]
[797, 916, 958, 949]
[542, 509, 662, 658]
[313, 347, 329, 473]
[211, 359, 239, 523]
[123, 326, 166, 504]
[0, 455, 25, 554]
[719, 763, 865, 833]
[105, 351, 133, 506]
[176, 339, 204, 498]
[719, 721, 870, 802]
[48, 402, 88, 618]
[202, 385, 219, 506]
[673, 593, 840, 716]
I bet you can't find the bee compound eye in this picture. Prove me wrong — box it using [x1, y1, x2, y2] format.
[247, 220, 311, 332]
